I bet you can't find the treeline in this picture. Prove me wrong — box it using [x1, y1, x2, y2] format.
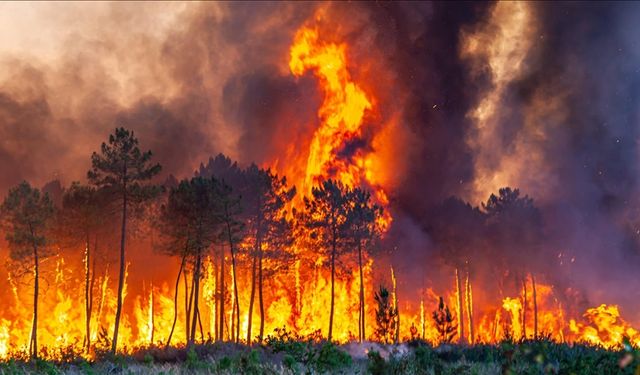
[0, 128, 383, 358]
[423, 187, 545, 344]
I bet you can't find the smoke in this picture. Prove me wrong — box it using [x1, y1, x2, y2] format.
[1, 2, 640, 322]
[0, 2, 316, 192]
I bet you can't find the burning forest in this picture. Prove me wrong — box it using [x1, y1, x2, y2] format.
[0, 1, 640, 373]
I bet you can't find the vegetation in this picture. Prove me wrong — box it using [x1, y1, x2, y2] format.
[87, 127, 161, 353]
[0, 182, 55, 359]
[374, 286, 397, 344]
[0, 338, 638, 374]
[1, 126, 630, 375]
[432, 296, 457, 344]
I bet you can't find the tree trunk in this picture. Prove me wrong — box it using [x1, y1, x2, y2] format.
[465, 271, 474, 344]
[532, 274, 538, 340]
[455, 268, 464, 343]
[149, 284, 154, 344]
[184, 269, 191, 342]
[258, 241, 265, 342]
[88, 237, 98, 352]
[83, 235, 92, 353]
[522, 276, 527, 340]
[218, 244, 225, 342]
[30, 240, 39, 359]
[189, 251, 202, 346]
[197, 305, 204, 342]
[248, 209, 262, 344]
[358, 241, 365, 342]
[247, 247, 257, 344]
[328, 235, 336, 342]
[225, 213, 240, 343]
[392, 268, 399, 344]
[167, 252, 186, 347]
[112, 190, 127, 354]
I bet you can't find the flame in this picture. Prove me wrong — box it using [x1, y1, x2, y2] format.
[569, 304, 640, 348]
[0, 7, 639, 360]
[288, 23, 391, 230]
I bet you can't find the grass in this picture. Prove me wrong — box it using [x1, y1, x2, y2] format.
[0, 337, 638, 374]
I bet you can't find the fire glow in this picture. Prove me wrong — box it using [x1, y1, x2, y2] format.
[0, 4, 639, 360]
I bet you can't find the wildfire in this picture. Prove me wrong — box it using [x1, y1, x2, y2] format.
[288, 24, 392, 230]
[569, 305, 640, 348]
[0, 6, 639, 362]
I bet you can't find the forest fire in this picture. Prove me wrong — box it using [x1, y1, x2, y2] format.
[0, 2, 639, 368]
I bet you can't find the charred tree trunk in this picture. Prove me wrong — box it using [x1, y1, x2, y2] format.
[149, 285, 154, 344]
[184, 269, 191, 342]
[29, 228, 39, 359]
[358, 241, 365, 342]
[84, 235, 91, 353]
[218, 244, 225, 342]
[249, 208, 263, 344]
[231, 287, 235, 342]
[112, 188, 127, 354]
[522, 276, 527, 340]
[246, 248, 257, 344]
[455, 268, 464, 344]
[167, 252, 187, 347]
[392, 268, 399, 344]
[197, 306, 204, 342]
[187, 268, 197, 343]
[258, 240, 265, 342]
[465, 271, 474, 344]
[532, 274, 538, 340]
[328, 230, 336, 342]
[189, 251, 202, 346]
[88, 237, 98, 352]
[225, 211, 240, 343]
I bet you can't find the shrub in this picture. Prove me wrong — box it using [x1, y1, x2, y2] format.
[367, 350, 387, 375]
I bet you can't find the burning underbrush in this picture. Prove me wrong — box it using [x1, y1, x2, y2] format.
[0, 4, 638, 372]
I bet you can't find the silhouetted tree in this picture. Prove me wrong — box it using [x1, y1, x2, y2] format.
[57, 182, 105, 352]
[483, 187, 542, 339]
[432, 296, 457, 344]
[346, 188, 383, 342]
[158, 178, 214, 346]
[428, 197, 485, 343]
[299, 180, 351, 341]
[215, 179, 244, 343]
[88, 127, 161, 353]
[243, 165, 296, 343]
[373, 285, 397, 344]
[1, 182, 55, 359]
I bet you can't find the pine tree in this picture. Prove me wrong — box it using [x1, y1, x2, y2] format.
[373, 285, 397, 344]
[346, 188, 383, 342]
[243, 165, 295, 343]
[299, 180, 350, 341]
[1, 182, 55, 359]
[432, 296, 457, 344]
[88, 127, 161, 353]
[57, 182, 105, 353]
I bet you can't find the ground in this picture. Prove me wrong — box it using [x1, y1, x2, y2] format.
[0, 338, 638, 374]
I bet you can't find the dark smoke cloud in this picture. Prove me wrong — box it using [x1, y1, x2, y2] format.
[0, 2, 317, 192]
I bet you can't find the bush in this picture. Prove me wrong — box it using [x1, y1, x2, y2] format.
[265, 327, 351, 373]
[314, 342, 352, 373]
[367, 350, 388, 375]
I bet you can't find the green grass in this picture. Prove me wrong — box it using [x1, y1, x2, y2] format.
[0, 338, 638, 374]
